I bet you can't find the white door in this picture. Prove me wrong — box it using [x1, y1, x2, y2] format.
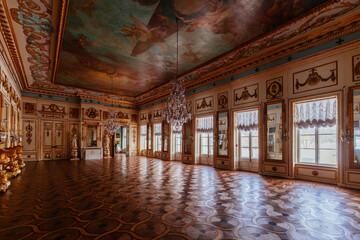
[42, 121, 66, 160]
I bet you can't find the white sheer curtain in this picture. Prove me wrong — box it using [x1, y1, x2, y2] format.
[294, 98, 337, 129]
[237, 110, 258, 131]
[155, 124, 162, 136]
[197, 117, 213, 133]
[141, 125, 147, 136]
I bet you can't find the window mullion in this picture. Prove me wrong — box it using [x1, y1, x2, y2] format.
[249, 131, 252, 162]
[315, 127, 319, 164]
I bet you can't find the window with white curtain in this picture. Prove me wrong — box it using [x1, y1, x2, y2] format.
[154, 123, 162, 152]
[294, 97, 337, 165]
[140, 125, 147, 150]
[197, 117, 213, 156]
[173, 126, 182, 153]
[237, 110, 258, 160]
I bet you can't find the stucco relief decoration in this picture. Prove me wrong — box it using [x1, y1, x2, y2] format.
[132, 127, 137, 145]
[353, 54, 360, 82]
[218, 93, 228, 109]
[234, 84, 258, 105]
[196, 97, 213, 112]
[293, 61, 337, 94]
[117, 111, 129, 119]
[10, 0, 52, 83]
[86, 108, 98, 119]
[266, 77, 283, 99]
[140, 114, 146, 122]
[69, 108, 79, 118]
[153, 110, 162, 120]
[24, 102, 36, 114]
[42, 104, 65, 113]
[25, 122, 33, 145]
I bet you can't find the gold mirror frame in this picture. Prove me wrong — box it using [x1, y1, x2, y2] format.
[217, 110, 229, 158]
[162, 121, 169, 152]
[264, 100, 285, 162]
[147, 123, 152, 150]
[348, 86, 360, 169]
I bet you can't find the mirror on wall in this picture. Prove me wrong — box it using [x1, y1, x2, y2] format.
[147, 123, 152, 150]
[217, 111, 229, 156]
[86, 125, 98, 147]
[265, 101, 284, 161]
[184, 121, 192, 154]
[163, 121, 169, 152]
[352, 88, 360, 167]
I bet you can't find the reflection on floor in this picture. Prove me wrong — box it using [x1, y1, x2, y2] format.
[0, 156, 360, 239]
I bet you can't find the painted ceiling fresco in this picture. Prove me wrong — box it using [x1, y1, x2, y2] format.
[56, 0, 328, 97]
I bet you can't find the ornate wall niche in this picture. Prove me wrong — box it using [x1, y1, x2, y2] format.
[234, 84, 258, 105]
[218, 92, 228, 109]
[69, 107, 80, 118]
[153, 110, 162, 120]
[293, 61, 338, 94]
[23, 102, 36, 115]
[195, 96, 213, 113]
[266, 77, 283, 99]
[353, 54, 360, 82]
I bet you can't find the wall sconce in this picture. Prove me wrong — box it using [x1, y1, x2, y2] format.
[281, 128, 289, 141]
[341, 127, 353, 143]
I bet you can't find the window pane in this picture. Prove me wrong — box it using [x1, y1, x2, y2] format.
[319, 149, 337, 165]
[251, 130, 258, 137]
[251, 147, 258, 159]
[318, 135, 336, 149]
[299, 127, 315, 135]
[241, 130, 250, 136]
[299, 135, 315, 149]
[318, 125, 336, 134]
[209, 146, 213, 155]
[241, 137, 249, 147]
[299, 149, 316, 163]
[251, 136, 258, 148]
[201, 146, 208, 155]
[241, 148, 249, 158]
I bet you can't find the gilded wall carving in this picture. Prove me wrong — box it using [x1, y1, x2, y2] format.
[353, 54, 360, 82]
[218, 93, 228, 109]
[293, 61, 338, 94]
[234, 84, 258, 105]
[195, 97, 213, 112]
[266, 77, 283, 99]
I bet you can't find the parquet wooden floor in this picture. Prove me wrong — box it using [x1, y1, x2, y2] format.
[1, 156, 360, 239]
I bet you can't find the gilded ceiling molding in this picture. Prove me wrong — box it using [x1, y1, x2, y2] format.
[0, 0, 27, 89]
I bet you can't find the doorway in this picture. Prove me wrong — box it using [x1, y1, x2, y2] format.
[234, 109, 259, 172]
[41, 120, 66, 160]
[195, 116, 214, 166]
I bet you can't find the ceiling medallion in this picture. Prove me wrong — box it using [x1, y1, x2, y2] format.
[163, 18, 191, 130]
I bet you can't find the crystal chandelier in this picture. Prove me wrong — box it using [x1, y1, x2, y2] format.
[163, 18, 191, 130]
[104, 110, 119, 135]
[104, 75, 119, 135]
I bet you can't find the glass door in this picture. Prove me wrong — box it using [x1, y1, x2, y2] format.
[196, 116, 214, 166]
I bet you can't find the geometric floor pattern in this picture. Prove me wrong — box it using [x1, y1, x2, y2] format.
[1, 156, 360, 240]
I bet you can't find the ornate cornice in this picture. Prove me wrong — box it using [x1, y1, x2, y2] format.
[135, 0, 360, 106]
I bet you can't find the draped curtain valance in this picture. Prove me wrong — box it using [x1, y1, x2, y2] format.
[294, 98, 337, 129]
[155, 124, 162, 136]
[237, 110, 258, 131]
[141, 125, 147, 136]
[173, 126, 182, 134]
[197, 117, 213, 133]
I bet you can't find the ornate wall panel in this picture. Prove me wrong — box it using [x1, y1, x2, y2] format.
[353, 54, 360, 82]
[234, 84, 258, 105]
[293, 61, 338, 94]
[23, 119, 37, 160]
[266, 77, 283, 99]
[218, 93, 228, 110]
[195, 96, 213, 113]
[130, 126, 137, 156]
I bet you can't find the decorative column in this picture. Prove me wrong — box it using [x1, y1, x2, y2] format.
[103, 133, 111, 158]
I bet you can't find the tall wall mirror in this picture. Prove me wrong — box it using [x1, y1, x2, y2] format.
[350, 87, 360, 168]
[86, 125, 98, 147]
[163, 121, 169, 152]
[264, 101, 285, 161]
[184, 120, 192, 154]
[217, 111, 229, 157]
